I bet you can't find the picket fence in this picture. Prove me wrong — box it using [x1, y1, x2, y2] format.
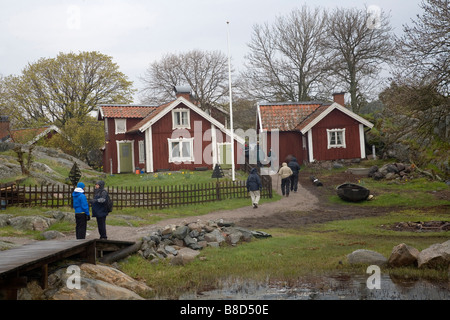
[0, 178, 272, 210]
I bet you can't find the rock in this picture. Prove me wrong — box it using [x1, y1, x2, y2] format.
[41, 230, 65, 240]
[0, 214, 12, 227]
[172, 225, 189, 240]
[9, 216, 56, 231]
[170, 247, 201, 266]
[388, 243, 420, 267]
[417, 240, 450, 269]
[79, 263, 152, 295]
[347, 249, 387, 266]
[0, 240, 20, 250]
[50, 211, 76, 223]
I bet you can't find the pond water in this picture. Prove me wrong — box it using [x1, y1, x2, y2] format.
[180, 273, 450, 300]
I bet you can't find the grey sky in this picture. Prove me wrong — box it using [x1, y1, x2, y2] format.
[1, 0, 424, 102]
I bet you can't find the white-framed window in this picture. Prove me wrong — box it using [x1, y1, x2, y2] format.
[172, 109, 190, 129]
[104, 118, 109, 135]
[115, 119, 127, 134]
[138, 140, 145, 163]
[327, 128, 346, 149]
[168, 138, 194, 163]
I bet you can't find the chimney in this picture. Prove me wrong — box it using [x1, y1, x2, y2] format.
[0, 116, 10, 141]
[332, 92, 346, 107]
[174, 86, 192, 101]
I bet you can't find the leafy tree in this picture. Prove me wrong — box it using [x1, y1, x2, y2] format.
[46, 115, 105, 163]
[0, 51, 135, 127]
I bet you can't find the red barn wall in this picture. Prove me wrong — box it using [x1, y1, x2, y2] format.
[311, 109, 361, 161]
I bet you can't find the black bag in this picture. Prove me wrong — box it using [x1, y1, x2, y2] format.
[105, 192, 113, 213]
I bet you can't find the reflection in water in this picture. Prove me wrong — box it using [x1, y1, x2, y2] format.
[180, 273, 450, 300]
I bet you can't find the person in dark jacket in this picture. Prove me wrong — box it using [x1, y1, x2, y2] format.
[89, 180, 109, 239]
[288, 157, 301, 193]
[72, 182, 90, 239]
[246, 168, 262, 208]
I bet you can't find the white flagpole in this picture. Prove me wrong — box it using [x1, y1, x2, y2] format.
[227, 21, 235, 181]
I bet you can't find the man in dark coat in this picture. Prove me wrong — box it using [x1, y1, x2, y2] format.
[246, 168, 262, 208]
[288, 157, 301, 193]
[89, 180, 110, 239]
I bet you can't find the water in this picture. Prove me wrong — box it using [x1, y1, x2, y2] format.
[180, 273, 450, 300]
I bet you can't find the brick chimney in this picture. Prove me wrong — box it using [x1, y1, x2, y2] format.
[0, 116, 10, 141]
[332, 92, 346, 107]
[174, 86, 192, 101]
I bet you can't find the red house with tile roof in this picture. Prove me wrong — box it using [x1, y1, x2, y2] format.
[257, 93, 374, 165]
[97, 87, 244, 174]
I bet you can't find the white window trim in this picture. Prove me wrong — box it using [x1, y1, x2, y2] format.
[104, 117, 109, 135]
[138, 140, 145, 164]
[115, 119, 127, 134]
[172, 108, 191, 129]
[168, 137, 194, 163]
[327, 128, 346, 149]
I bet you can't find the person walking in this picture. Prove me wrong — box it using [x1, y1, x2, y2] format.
[246, 167, 262, 208]
[89, 180, 110, 240]
[288, 157, 301, 193]
[72, 182, 90, 239]
[278, 162, 293, 197]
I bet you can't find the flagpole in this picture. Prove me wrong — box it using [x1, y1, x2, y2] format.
[227, 21, 235, 181]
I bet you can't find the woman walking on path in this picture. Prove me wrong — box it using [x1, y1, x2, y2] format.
[246, 168, 262, 208]
[90, 180, 110, 239]
[72, 182, 90, 239]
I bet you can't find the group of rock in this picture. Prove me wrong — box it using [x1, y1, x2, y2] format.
[367, 163, 416, 181]
[347, 240, 450, 270]
[138, 219, 270, 266]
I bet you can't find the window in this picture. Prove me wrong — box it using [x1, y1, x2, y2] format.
[138, 140, 145, 163]
[172, 109, 190, 129]
[115, 119, 127, 134]
[327, 128, 346, 149]
[168, 138, 194, 163]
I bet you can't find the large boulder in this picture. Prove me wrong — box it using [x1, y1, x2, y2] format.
[417, 240, 450, 269]
[9, 216, 56, 231]
[347, 249, 387, 266]
[24, 263, 153, 300]
[388, 243, 420, 267]
[170, 247, 201, 266]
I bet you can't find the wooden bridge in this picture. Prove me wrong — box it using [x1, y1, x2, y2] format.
[0, 239, 136, 300]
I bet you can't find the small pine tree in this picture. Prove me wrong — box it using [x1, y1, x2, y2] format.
[68, 162, 82, 186]
[211, 164, 224, 180]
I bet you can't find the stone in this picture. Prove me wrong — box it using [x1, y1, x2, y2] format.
[347, 249, 387, 266]
[9, 216, 56, 231]
[417, 240, 450, 269]
[0, 214, 12, 227]
[170, 247, 201, 266]
[172, 225, 189, 240]
[41, 230, 65, 240]
[388, 243, 420, 267]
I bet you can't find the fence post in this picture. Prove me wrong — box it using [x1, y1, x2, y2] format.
[159, 186, 163, 210]
[216, 181, 220, 201]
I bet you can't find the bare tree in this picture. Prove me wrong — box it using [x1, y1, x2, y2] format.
[395, 0, 449, 96]
[242, 6, 329, 102]
[323, 6, 394, 113]
[140, 49, 230, 112]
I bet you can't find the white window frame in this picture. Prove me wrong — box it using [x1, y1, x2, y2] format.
[217, 142, 233, 165]
[104, 117, 109, 135]
[138, 140, 145, 164]
[115, 118, 127, 134]
[172, 108, 190, 129]
[168, 137, 194, 163]
[327, 128, 346, 149]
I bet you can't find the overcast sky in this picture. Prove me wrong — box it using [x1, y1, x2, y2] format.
[1, 0, 424, 102]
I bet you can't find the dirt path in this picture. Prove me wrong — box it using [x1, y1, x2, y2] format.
[83, 173, 321, 242]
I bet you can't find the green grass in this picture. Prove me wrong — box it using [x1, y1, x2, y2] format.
[120, 207, 449, 299]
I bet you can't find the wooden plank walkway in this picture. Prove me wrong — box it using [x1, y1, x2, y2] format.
[0, 239, 135, 300]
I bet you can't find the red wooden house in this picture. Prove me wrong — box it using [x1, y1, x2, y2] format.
[97, 88, 244, 174]
[257, 93, 374, 165]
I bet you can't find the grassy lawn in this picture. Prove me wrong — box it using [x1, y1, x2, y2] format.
[120, 206, 449, 299]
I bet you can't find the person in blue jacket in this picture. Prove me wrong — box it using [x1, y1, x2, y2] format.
[72, 182, 90, 239]
[89, 180, 109, 240]
[246, 167, 262, 208]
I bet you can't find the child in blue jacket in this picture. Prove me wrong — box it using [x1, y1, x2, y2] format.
[72, 182, 90, 239]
